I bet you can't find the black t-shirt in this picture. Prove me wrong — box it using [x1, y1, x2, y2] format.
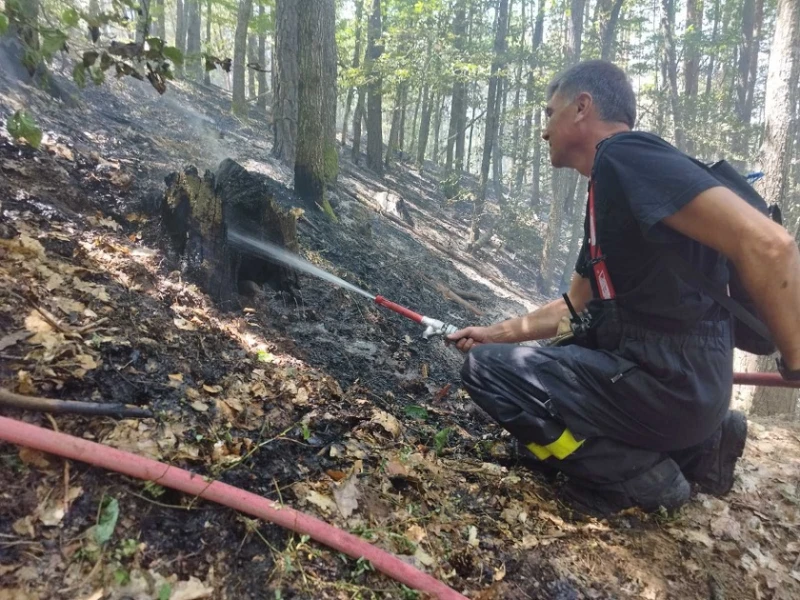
[575, 131, 729, 326]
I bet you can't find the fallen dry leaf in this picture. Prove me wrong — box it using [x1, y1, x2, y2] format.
[371, 409, 402, 438]
[12, 515, 36, 538]
[51, 296, 86, 316]
[305, 490, 337, 514]
[186, 387, 200, 399]
[326, 470, 347, 482]
[385, 461, 409, 477]
[0, 330, 32, 351]
[25, 310, 55, 334]
[190, 400, 210, 412]
[293, 386, 310, 405]
[406, 524, 426, 543]
[173, 317, 197, 331]
[332, 474, 360, 518]
[493, 563, 506, 581]
[75, 354, 98, 371]
[414, 546, 435, 567]
[73, 278, 110, 302]
[19, 447, 52, 469]
[202, 384, 222, 394]
[17, 370, 36, 395]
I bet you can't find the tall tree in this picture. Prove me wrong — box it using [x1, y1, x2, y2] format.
[186, 0, 202, 81]
[204, 0, 212, 85]
[136, 0, 151, 44]
[257, 3, 269, 110]
[322, 0, 338, 183]
[342, 0, 365, 146]
[175, 0, 187, 77]
[273, 0, 299, 165]
[296, 0, 326, 208]
[515, 0, 545, 196]
[733, 0, 764, 164]
[154, 0, 166, 39]
[661, 0, 684, 150]
[446, 0, 469, 177]
[232, 0, 254, 116]
[471, 0, 510, 245]
[683, 0, 702, 153]
[366, 0, 384, 174]
[248, 34, 258, 98]
[599, 0, 625, 61]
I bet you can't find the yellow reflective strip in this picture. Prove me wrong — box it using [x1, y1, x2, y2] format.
[545, 429, 584, 460]
[525, 442, 552, 460]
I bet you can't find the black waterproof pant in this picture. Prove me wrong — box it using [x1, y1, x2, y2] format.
[461, 319, 734, 488]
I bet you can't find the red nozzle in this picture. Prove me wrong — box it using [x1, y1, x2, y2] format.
[374, 295, 424, 323]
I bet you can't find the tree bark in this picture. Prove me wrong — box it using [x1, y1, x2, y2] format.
[432, 90, 445, 166]
[352, 90, 366, 162]
[600, 0, 624, 61]
[175, 0, 186, 78]
[515, 0, 545, 195]
[232, 0, 253, 117]
[472, 0, 510, 245]
[660, 0, 684, 150]
[416, 86, 433, 168]
[446, 0, 469, 176]
[366, 0, 384, 175]
[136, 0, 151, 45]
[733, 0, 764, 164]
[248, 34, 258, 98]
[322, 0, 338, 183]
[295, 0, 326, 208]
[683, 0, 703, 154]
[186, 0, 202, 82]
[153, 0, 165, 39]
[273, 0, 299, 166]
[257, 4, 268, 108]
[203, 0, 212, 85]
[342, 0, 365, 146]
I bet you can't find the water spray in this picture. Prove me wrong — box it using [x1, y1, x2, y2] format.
[227, 230, 459, 339]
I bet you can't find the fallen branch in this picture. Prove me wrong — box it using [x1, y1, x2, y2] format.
[0, 388, 152, 419]
[449, 287, 486, 302]
[420, 274, 483, 316]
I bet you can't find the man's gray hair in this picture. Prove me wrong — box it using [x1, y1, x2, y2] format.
[547, 60, 636, 128]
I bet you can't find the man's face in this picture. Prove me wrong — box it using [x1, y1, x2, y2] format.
[542, 92, 579, 169]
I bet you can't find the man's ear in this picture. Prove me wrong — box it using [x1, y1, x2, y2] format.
[574, 92, 593, 123]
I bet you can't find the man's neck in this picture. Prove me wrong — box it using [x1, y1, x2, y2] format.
[574, 123, 632, 178]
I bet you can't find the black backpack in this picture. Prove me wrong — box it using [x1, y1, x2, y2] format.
[595, 132, 781, 355]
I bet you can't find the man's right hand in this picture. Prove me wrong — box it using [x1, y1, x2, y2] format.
[447, 326, 496, 353]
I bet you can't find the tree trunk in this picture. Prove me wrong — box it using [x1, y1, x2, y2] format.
[446, 0, 469, 176]
[748, 0, 800, 417]
[153, 0, 165, 39]
[136, 0, 151, 45]
[408, 84, 423, 159]
[661, 0, 684, 150]
[352, 90, 366, 163]
[175, 0, 186, 78]
[683, 0, 703, 155]
[432, 91, 445, 166]
[398, 85, 408, 154]
[342, 0, 365, 146]
[232, 0, 253, 117]
[471, 0, 510, 245]
[416, 86, 433, 168]
[322, 0, 338, 183]
[186, 0, 202, 82]
[257, 4, 268, 108]
[531, 106, 541, 208]
[600, 0, 624, 61]
[515, 0, 545, 195]
[295, 0, 326, 208]
[161, 160, 299, 308]
[248, 35, 258, 98]
[733, 0, 764, 164]
[509, 0, 528, 187]
[386, 82, 405, 168]
[203, 0, 212, 85]
[366, 0, 384, 175]
[272, 0, 299, 166]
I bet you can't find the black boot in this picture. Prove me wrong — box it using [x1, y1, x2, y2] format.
[559, 457, 691, 518]
[680, 410, 748, 496]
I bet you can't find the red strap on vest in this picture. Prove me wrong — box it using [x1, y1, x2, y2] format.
[588, 181, 616, 300]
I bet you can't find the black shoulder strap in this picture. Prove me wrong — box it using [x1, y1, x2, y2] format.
[661, 253, 772, 340]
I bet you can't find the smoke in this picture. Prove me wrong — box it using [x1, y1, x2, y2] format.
[156, 92, 231, 170]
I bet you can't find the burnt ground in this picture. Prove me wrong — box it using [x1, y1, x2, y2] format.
[0, 61, 799, 600]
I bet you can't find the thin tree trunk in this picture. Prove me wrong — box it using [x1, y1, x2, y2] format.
[203, 0, 212, 85]
[154, 0, 166, 39]
[366, 0, 384, 174]
[409, 84, 423, 158]
[446, 1, 469, 175]
[386, 82, 406, 168]
[296, 0, 325, 208]
[661, 0, 684, 150]
[531, 106, 541, 208]
[272, 0, 299, 165]
[398, 85, 408, 154]
[342, 0, 365, 146]
[510, 0, 528, 186]
[257, 3, 268, 108]
[186, 0, 203, 81]
[322, 0, 338, 183]
[175, 0, 186, 78]
[472, 0, 510, 245]
[248, 35, 258, 98]
[432, 91, 445, 166]
[515, 0, 545, 195]
[704, 0, 721, 99]
[600, 0, 624, 61]
[232, 0, 253, 116]
[352, 90, 366, 162]
[136, 0, 151, 45]
[416, 86, 433, 168]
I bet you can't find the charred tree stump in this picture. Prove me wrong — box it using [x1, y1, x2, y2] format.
[162, 158, 301, 308]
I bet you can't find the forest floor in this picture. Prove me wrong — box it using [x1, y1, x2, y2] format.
[1, 67, 799, 600]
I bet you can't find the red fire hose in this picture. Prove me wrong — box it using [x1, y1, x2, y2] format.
[0, 417, 467, 600]
[733, 372, 800, 388]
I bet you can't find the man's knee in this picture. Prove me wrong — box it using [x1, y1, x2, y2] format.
[460, 344, 500, 390]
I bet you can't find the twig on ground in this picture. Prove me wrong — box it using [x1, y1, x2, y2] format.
[0, 388, 152, 418]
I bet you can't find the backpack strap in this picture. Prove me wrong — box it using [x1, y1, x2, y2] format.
[587, 180, 616, 300]
[661, 252, 773, 341]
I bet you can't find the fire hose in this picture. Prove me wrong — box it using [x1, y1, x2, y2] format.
[0, 416, 468, 600]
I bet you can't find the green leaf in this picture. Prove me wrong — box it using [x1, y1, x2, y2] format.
[90, 66, 105, 86]
[404, 405, 428, 420]
[433, 427, 451, 456]
[62, 8, 80, 28]
[94, 496, 119, 545]
[146, 37, 164, 53]
[163, 46, 183, 66]
[40, 29, 68, 59]
[73, 63, 87, 88]
[83, 50, 99, 67]
[7, 110, 42, 149]
[158, 583, 172, 600]
[0, 15, 8, 36]
[113, 568, 130, 586]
